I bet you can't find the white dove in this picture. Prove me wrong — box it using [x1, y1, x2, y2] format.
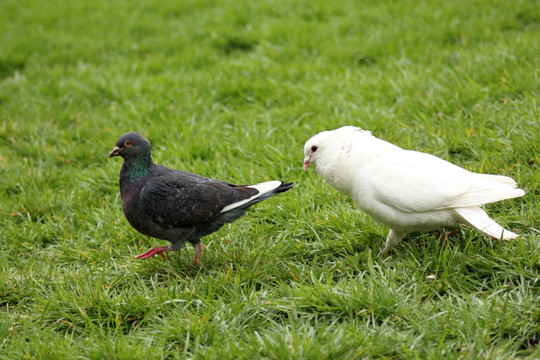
[303, 126, 525, 256]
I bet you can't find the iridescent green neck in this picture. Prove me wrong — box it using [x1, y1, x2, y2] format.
[123, 151, 153, 184]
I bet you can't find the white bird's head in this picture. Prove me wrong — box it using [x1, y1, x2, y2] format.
[303, 126, 369, 171]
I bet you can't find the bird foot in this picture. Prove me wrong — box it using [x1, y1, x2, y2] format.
[135, 246, 172, 260]
[193, 242, 203, 266]
[378, 246, 390, 257]
[439, 229, 459, 243]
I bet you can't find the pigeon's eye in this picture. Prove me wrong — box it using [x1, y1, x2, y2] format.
[124, 140, 132, 147]
[311, 145, 318, 152]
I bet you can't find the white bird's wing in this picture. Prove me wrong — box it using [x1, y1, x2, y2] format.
[455, 207, 518, 240]
[368, 150, 523, 213]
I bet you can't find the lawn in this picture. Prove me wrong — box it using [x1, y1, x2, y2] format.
[0, 0, 539, 358]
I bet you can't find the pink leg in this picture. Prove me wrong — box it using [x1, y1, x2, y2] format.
[439, 229, 460, 243]
[135, 245, 172, 260]
[193, 242, 203, 265]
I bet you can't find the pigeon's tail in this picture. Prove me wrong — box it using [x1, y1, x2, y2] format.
[463, 174, 526, 206]
[455, 206, 519, 240]
[220, 181, 294, 213]
[261, 181, 294, 195]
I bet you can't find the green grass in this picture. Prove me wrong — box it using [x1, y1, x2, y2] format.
[1, 0, 539, 358]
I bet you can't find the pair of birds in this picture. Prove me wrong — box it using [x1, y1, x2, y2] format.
[110, 126, 524, 261]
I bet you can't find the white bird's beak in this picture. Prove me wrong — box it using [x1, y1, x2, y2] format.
[303, 155, 311, 170]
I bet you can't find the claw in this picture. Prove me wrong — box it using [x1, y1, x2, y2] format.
[135, 246, 172, 260]
[439, 229, 459, 243]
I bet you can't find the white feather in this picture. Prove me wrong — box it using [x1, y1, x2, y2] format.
[220, 180, 283, 213]
[455, 207, 518, 240]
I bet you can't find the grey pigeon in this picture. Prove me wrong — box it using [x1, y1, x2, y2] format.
[110, 132, 293, 261]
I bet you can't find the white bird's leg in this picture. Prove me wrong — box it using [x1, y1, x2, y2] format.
[378, 229, 406, 256]
[438, 228, 460, 242]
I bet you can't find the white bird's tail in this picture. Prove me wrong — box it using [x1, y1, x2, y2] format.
[451, 174, 526, 208]
[455, 206, 518, 240]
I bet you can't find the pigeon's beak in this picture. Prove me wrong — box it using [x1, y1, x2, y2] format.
[109, 146, 121, 158]
[303, 155, 311, 170]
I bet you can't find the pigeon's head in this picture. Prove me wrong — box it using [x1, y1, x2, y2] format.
[110, 132, 151, 160]
[303, 127, 360, 170]
[304, 126, 371, 171]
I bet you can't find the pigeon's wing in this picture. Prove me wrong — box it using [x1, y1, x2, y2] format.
[139, 170, 257, 226]
[368, 150, 519, 213]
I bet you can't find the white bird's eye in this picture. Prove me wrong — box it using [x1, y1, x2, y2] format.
[311, 145, 318, 152]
